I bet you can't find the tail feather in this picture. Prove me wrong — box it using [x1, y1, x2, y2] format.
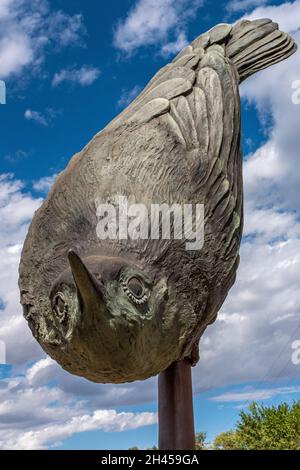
[226, 19, 297, 82]
[233, 30, 284, 65]
[230, 18, 272, 43]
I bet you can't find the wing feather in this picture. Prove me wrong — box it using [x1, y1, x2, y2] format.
[150, 40, 242, 260]
[143, 66, 196, 95]
[108, 32, 243, 261]
[187, 86, 209, 165]
[173, 52, 203, 68]
[170, 96, 199, 150]
[196, 66, 224, 183]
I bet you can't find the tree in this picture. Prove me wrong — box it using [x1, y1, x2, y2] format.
[195, 431, 207, 450]
[213, 401, 300, 450]
[236, 401, 300, 450]
[213, 430, 240, 450]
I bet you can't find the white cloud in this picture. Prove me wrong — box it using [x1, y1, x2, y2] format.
[0, 174, 42, 246]
[161, 31, 188, 57]
[33, 174, 57, 193]
[113, 0, 203, 56]
[26, 357, 54, 384]
[24, 109, 48, 126]
[0, 33, 33, 78]
[240, 0, 300, 33]
[10, 410, 156, 450]
[45, 9, 84, 48]
[0, 0, 85, 79]
[211, 386, 300, 403]
[0, 372, 157, 449]
[193, 232, 300, 390]
[24, 108, 60, 126]
[226, 0, 269, 13]
[52, 65, 101, 87]
[0, 174, 43, 365]
[0, 0, 14, 18]
[117, 85, 142, 108]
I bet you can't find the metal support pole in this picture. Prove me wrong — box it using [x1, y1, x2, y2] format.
[158, 359, 195, 450]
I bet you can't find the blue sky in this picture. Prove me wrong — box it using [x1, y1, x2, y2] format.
[1, 0, 300, 449]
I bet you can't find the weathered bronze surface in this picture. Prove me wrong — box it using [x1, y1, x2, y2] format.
[19, 19, 297, 383]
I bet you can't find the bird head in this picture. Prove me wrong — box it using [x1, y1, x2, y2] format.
[48, 250, 194, 383]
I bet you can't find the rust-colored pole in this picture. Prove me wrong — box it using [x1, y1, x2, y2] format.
[158, 359, 195, 450]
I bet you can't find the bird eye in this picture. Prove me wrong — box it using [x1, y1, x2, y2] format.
[127, 277, 144, 299]
[53, 293, 68, 322]
[121, 276, 149, 305]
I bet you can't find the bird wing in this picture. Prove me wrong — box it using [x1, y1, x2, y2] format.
[109, 23, 242, 264]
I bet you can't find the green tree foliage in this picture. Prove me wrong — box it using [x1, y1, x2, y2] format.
[195, 431, 207, 449]
[213, 430, 240, 450]
[213, 401, 300, 450]
[237, 401, 300, 450]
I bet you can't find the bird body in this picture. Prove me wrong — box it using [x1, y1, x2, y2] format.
[19, 19, 297, 383]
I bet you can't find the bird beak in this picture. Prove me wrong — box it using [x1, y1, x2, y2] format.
[68, 250, 105, 310]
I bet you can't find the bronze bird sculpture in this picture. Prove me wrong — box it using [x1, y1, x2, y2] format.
[19, 19, 297, 383]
